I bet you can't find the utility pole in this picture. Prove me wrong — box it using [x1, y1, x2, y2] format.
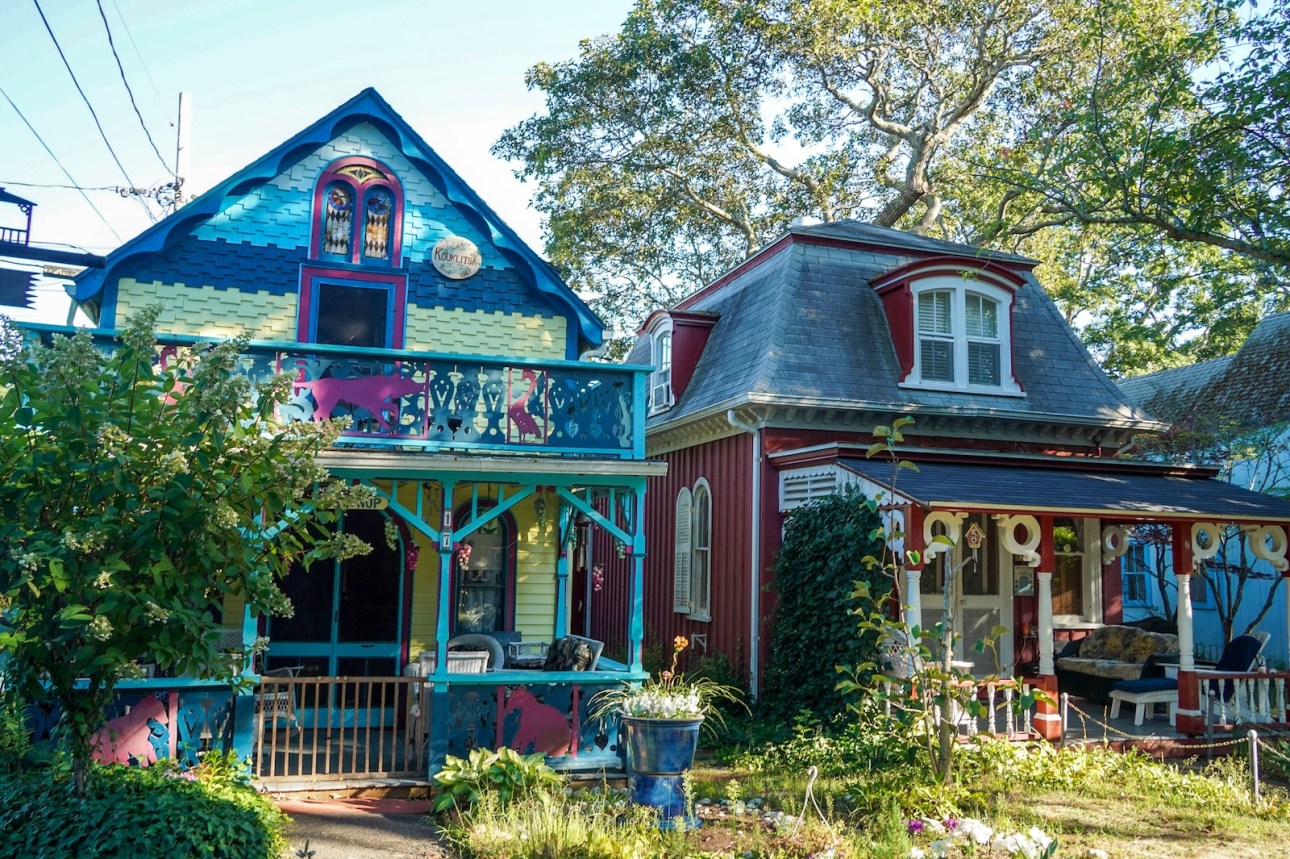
[174, 91, 191, 208]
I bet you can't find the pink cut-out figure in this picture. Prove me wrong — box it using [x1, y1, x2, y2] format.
[295, 374, 424, 432]
[503, 688, 571, 757]
[508, 369, 544, 441]
[91, 695, 167, 765]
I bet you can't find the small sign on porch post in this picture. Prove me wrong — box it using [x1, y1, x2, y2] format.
[441, 509, 452, 551]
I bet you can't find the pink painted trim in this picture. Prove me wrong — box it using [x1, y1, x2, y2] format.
[296, 265, 408, 347]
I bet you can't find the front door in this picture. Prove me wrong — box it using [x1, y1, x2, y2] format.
[268, 509, 406, 678]
[919, 513, 1013, 676]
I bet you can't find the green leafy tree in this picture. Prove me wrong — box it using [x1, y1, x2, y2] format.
[0, 310, 372, 791]
[499, 1, 1289, 373]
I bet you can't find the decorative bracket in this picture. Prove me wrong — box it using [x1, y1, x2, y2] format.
[995, 513, 1041, 567]
[1100, 525, 1130, 566]
[922, 511, 967, 563]
[1242, 524, 1289, 572]
[1191, 522, 1224, 561]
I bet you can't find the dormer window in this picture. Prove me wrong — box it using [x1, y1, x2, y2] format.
[874, 260, 1025, 396]
[649, 322, 674, 412]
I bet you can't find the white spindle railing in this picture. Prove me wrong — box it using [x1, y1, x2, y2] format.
[1197, 670, 1290, 731]
[882, 679, 1037, 737]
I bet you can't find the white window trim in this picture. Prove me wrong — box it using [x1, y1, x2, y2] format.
[648, 319, 674, 414]
[689, 478, 713, 622]
[901, 275, 1023, 396]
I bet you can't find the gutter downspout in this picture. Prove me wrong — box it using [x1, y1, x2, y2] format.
[727, 409, 762, 699]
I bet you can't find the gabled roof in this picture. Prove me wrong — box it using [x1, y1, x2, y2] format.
[73, 88, 603, 347]
[1119, 312, 1290, 428]
[632, 223, 1153, 432]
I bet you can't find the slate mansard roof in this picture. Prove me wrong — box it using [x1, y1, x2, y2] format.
[1119, 312, 1290, 429]
[632, 219, 1155, 432]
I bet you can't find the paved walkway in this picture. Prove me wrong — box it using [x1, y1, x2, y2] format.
[277, 797, 455, 859]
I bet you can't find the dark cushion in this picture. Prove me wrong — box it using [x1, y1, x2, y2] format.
[1112, 676, 1177, 694]
[543, 637, 594, 671]
[1216, 635, 1263, 672]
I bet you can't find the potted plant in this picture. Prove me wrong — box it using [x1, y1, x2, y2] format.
[591, 636, 744, 827]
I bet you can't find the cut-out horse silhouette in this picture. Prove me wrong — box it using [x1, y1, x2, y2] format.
[502, 687, 571, 756]
[91, 695, 167, 765]
[296, 374, 424, 433]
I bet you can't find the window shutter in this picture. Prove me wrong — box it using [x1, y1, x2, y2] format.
[918, 291, 952, 334]
[673, 487, 693, 613]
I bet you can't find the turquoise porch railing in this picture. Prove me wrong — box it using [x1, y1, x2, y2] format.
[15, 325, 650, 460]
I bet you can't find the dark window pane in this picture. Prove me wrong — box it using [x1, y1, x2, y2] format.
[337, 511, 401, 643]
[920, 338, 954, 382]
[315, 283, 388, 348]
[273, 557, 335, 643]
[968, 341, 1000, 386]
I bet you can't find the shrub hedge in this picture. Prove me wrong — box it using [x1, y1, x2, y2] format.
[0, 759, 288, 859]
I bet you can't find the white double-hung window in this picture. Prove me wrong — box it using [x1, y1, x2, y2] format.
[649, 322, 673, 412]
[910, 276, 1018, 394]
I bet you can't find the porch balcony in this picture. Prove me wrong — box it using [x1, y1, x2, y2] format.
[15, 323, 651, 460]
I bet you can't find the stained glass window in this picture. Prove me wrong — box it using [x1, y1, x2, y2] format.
[363, 190, 392, 260]
[323, 184, 353, 256]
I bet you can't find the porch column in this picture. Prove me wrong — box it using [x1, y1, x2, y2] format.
[1036, 517, 1057, 677]
[629, 483, 647, 672]
[902, 505, 925, 636]
[554, 493, 571, 639]
[428, 479, 456, 773]
[1036, 572, 1055, 675]
[1173, 525, 1203, 735]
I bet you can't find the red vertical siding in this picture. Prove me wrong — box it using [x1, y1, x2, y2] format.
[590, 434, 755, 682]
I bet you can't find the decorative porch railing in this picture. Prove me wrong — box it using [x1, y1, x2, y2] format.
[253, 669, 632, 785]
[1194, 670, 1290, 735]
[254, 675, 429, 783]
[15, 325, 650, 460]
[881, 679, 1037, 737]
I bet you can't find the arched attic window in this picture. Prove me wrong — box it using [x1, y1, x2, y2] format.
[311, 157, 404, 266]
[873, 260, 1026, 396]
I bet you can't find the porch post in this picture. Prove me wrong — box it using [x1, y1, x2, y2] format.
[1032, 517, 1061, 741]
[903, 505, 925, 636]
[554, 493, 571, 639]
[1036, 517, 1057, 677]
[1173, 524, 1203, 735]
[1036, 572, 1054, 675]
[629, 482, 646, 672]
[428, 479, 456, 773]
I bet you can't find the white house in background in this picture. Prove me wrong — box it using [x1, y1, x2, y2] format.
[1119, 312, 1290, 668]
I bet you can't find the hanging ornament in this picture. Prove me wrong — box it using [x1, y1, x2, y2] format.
[591, 563, 605, 592]
[535, 487, 548, 529]
[615, 539, 626, 559]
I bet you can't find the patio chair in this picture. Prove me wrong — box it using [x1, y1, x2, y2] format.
[446, 634, 505, 670]
[254, 665, 303, 734]
[1109, 632, 1270, 728]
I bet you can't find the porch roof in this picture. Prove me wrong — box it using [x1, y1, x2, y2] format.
[837, 457, 1290, 524]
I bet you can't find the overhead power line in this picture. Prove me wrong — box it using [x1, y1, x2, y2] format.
[0, 86, 124, 242]
[95, 0, 172, 177]
[108, 0, 173, 126]
[31, 0, 156, 223]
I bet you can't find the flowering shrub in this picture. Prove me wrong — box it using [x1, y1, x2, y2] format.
[591, 636, 745, 730]
[906, 817, 1056, 858]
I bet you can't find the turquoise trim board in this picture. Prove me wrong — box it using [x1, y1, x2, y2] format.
[74, 88, 604, 352]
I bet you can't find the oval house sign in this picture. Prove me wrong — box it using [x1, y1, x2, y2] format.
[431, 235, 482, 280]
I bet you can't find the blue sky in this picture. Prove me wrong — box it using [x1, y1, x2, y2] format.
[1, 0, 633, 262]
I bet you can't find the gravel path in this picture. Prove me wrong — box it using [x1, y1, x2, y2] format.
[278, 798, 455, 859]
